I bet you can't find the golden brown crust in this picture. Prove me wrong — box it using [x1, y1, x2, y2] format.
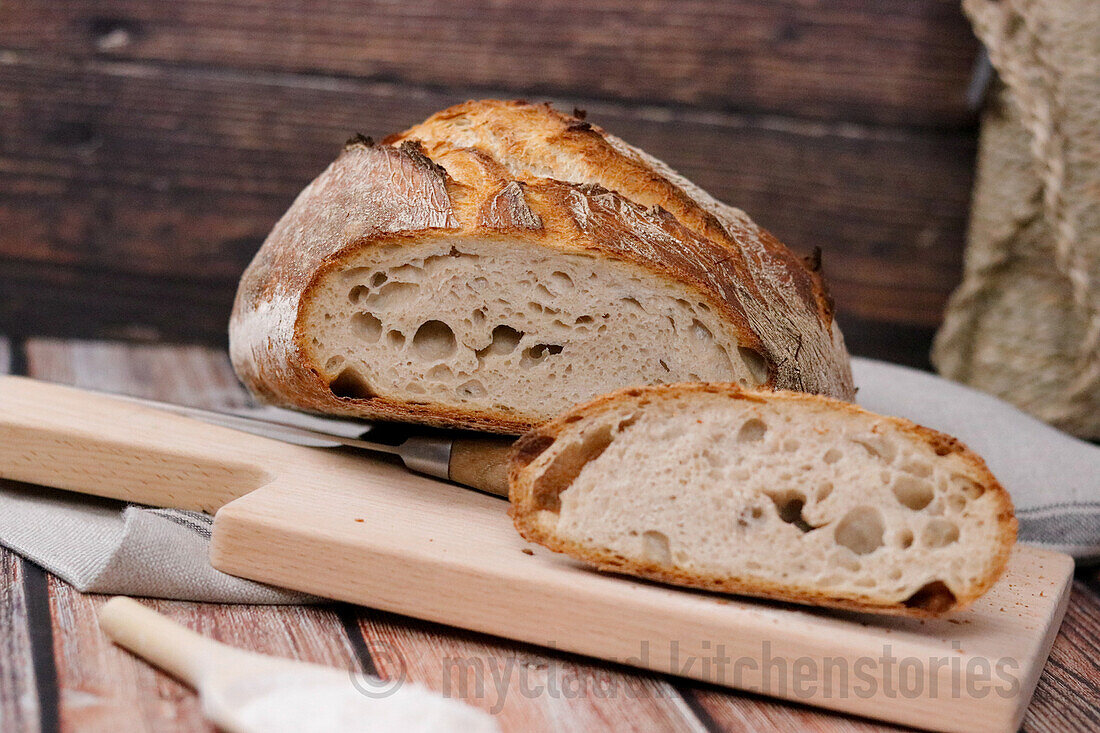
[230, 101, 855, 432]
[508, 382, 1017, 617]
[393, 100, 853, 396]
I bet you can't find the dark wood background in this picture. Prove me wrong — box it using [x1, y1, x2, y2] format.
[0, 0, 982, 368]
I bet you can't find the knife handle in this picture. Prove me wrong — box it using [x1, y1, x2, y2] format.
[0, 376, 278, 513]
[448, 436, 515, 498]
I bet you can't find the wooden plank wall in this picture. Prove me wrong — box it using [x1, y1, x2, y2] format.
[0, 1, 982, 367]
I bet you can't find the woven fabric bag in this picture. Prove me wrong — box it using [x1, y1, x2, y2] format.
[933, 0, 1100, 438]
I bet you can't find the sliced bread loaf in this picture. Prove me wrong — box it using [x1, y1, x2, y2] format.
[230, 101, 853, 433]
[509, 383, 1016, 616]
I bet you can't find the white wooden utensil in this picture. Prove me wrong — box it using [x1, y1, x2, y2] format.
[97, 596, 499, 733]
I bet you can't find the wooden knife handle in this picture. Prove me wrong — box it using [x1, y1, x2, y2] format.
[448, 436, 516, 498]
[0, 376, 277, 513]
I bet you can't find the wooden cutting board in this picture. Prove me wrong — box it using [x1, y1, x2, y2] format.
[1, 378, 1075, 732]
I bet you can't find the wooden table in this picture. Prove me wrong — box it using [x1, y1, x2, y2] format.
[1, 336, 1097, 732]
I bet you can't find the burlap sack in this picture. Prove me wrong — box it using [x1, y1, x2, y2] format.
[933, 0, 1100, 439]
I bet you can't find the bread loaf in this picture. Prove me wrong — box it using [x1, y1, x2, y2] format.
[230, 100, 854, 433]
[510, 383, 1016, 616]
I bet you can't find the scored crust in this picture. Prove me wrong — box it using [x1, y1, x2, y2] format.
[230, 100, 854, 433]
[508, 382, 1017, 617]
[389, 100, 852, 397]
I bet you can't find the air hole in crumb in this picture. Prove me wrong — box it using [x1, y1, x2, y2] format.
[766, 491, 814, 532]
[575, 315, 594, 325]
[328, 367, 375, 400]
[370, 272, 388, 287]
[897, 529, 914, 548]
[477, 325, 524, 358]
[427, 364, 452, 380]
[642, 531, 671, 565]
[823, 448, 843, 464]
[902, 460, 932, 478]
[737, 418, 767, 443]
[521, 343, 563, 366]
[351, 312, 382, 342]
[903, 581, 956, 613]
[412, 320, 456, 360]
[386, 330, 405, 348]
[892, 475, 934, 511]
[851, 436, 896, 463]
[691, 319, 713, 342]
[834, 507, 885, 555]
[348, 285, 369, 303]
[549, 271, 574, 292]
[616, 414, 640, 431]
[530, 424, 615, 513]
[324, 355, 345, 372]
[816, 482, 834, 501]
[364, 281, 419, 310]
[922, 519, 959, 548]
[457, 379, 487, 398]
[620, 296, 645, 313]
[951, 475, 986, 499]
[737, 346, 769, 384]
[659, 359, 670, 372]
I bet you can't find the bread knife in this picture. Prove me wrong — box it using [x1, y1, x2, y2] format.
[102, 392, 515, 498]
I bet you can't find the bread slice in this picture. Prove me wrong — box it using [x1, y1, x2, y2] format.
[230, 100, 854, 433]
[509, 383, 1016, 616]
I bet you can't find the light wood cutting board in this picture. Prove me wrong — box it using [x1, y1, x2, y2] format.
[0, 377, 1075, 732]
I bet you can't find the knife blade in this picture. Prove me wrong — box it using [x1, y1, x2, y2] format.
[104, 392, 514, 497]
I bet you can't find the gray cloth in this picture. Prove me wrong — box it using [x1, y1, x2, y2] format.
[0, 357, 1096, 605]
[0, 484, 316, 603]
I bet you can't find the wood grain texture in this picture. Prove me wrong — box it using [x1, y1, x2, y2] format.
[686, 687, 908, 733]
[0, 337, 37, 733]
[25, 339, 249, 409]
[18, 339, 711, 731]
[208, 429, 1073, 733]
[2, 337, 1097, 732]
[356, 611, 704, 732]
[21, 339, 367, 732]
[1022, 581, 1100, 733]
[0, 258, 237, 343]
[0, 376, 276, 514]
[0, 55, 975, 338]
[0, 536, 40, 733]
[0, 0, 981, 128]
[46, 581, 362, 733]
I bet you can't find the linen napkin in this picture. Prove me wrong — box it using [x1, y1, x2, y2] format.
[0, 483, 316, 603]
[0, 356, 1097, 604]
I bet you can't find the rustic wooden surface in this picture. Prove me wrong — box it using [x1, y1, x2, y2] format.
[0, 0, 983, 367]
[0, 0, 980, 127]
[1, 336, 1099, 732]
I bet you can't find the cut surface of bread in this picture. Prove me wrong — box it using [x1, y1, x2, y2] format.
[304, 236, 766, 421]
[230, 100, 854, 433]
[510, 383, 1016, 616]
